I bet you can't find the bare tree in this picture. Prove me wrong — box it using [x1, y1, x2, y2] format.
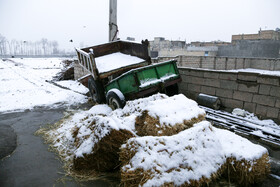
[0, 34, 7, 55]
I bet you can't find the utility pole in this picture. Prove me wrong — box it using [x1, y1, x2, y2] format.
[109, 0, 118, 42]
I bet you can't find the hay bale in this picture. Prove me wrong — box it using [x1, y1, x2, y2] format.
[72, 113, 135, 172]
[120, 121, 271, 186]
[120, 121, 226, 187]
[215, 127, 270, 186]
[136, 110, 205, 136]
[74, 128, 134, 172]
[224, 153, 270, 186]
[134, 94, 205, 136]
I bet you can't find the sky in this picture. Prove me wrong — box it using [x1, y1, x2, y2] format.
[0, 0, 279, 51]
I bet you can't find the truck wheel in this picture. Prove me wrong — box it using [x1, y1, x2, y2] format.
[165, 84, 179, 96]
[88, 77, 105, 104]
[106, 89, 126, 110]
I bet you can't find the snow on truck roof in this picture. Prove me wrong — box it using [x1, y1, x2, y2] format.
[95, 52, 145, 73]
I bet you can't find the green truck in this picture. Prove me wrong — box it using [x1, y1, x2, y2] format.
[76, 40, 181, 109]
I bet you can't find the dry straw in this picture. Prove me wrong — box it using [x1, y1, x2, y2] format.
[119, 132, 270, 187]
[73, 129, 135, 172]
[224, 153, 270, 186]
[135, 110, 205, 136]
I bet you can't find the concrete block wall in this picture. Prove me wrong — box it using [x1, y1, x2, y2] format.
[154, 56, 280, 71]
[178, 67, 280, 123]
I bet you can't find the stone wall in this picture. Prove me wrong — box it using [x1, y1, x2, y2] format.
[178, 67, 280, 123]
[154, 56, 280, 71]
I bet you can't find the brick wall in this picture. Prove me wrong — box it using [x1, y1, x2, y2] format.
[178, 67, 280, 123]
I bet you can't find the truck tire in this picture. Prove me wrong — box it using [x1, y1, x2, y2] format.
[165, 83, 179, 96]
[88, 77, 105, 104]
[106, 89, 126, 110]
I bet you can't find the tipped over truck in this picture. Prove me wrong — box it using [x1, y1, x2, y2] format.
[76, 40, 181, 109]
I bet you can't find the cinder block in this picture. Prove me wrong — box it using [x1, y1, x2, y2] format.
[204, 72, 219, 79]
[237, 72, 258, 82]
[203, 79, 220, 88]
[216, 58, 226, 70]
[220, 80, 238, 90]
[236, 59, 244, 69]
[276, 99, 280, 108]
[189, 70, 204, 77]
[219, 72, 237, 81]
[224, 99, 244, 109]
[253, 95, 276, 107]
[238, 84, 259, 93]
[188, 84, 201, 92]
[181, 75, 193, 83]
[275, 59, 280, 71]
[270, 86, 280, 97]
[179, 68, 192, 76]
[244, 102, 256, 113]
[201, 86, 216, 95]
[244, 58, 251, 68]
[226, 58, 236, 70]
[178, 82, 188, 91]
[216, 88, 233, 99]
[259, 84, 271, 95]
[266, 107, 279, 119]
[233, 91, 253, 102]
[256, 104, 267, 117]
[257, 75, 280, 86]
[191, 77, 205, 85]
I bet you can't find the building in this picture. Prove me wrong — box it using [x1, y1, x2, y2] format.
[232, 29, 280, 44]
[218, 29, 280, 58]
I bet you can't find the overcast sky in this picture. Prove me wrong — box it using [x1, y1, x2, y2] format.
[0, 0, 279, 51]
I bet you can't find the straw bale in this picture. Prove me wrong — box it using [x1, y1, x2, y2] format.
[224, 153, 270, 186]
[135, 110, 205, 136]
[74, 128, 135, 172]
[120, 122, 225, 187]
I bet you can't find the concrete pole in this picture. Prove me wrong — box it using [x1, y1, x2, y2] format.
[109, 0, 118, 42]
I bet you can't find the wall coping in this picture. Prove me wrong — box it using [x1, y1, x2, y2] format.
[178, 67, 280, 79]
[157, 55, 280, 61]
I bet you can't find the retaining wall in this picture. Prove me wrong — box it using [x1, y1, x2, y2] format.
[178, 67, 280, 123]
[154, 56, 280, 71]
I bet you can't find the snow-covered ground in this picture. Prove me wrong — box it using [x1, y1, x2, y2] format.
[0, 58, 88, 113]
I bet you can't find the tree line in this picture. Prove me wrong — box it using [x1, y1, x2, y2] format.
[0, 34, 63, 56]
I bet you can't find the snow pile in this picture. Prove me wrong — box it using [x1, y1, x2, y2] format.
[95, 52, 144, 73]
[135, 94, 206, 136]
[0, 58, 87, 113]
[37, 93, 269, 185]
[120, 121, 269, 186]
[232, 108, 280, 138]
[41, 93, 204, 171]
[121, 121, 225, 186]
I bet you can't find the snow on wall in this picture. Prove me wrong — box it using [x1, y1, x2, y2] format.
[178, 67, 280, 123]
